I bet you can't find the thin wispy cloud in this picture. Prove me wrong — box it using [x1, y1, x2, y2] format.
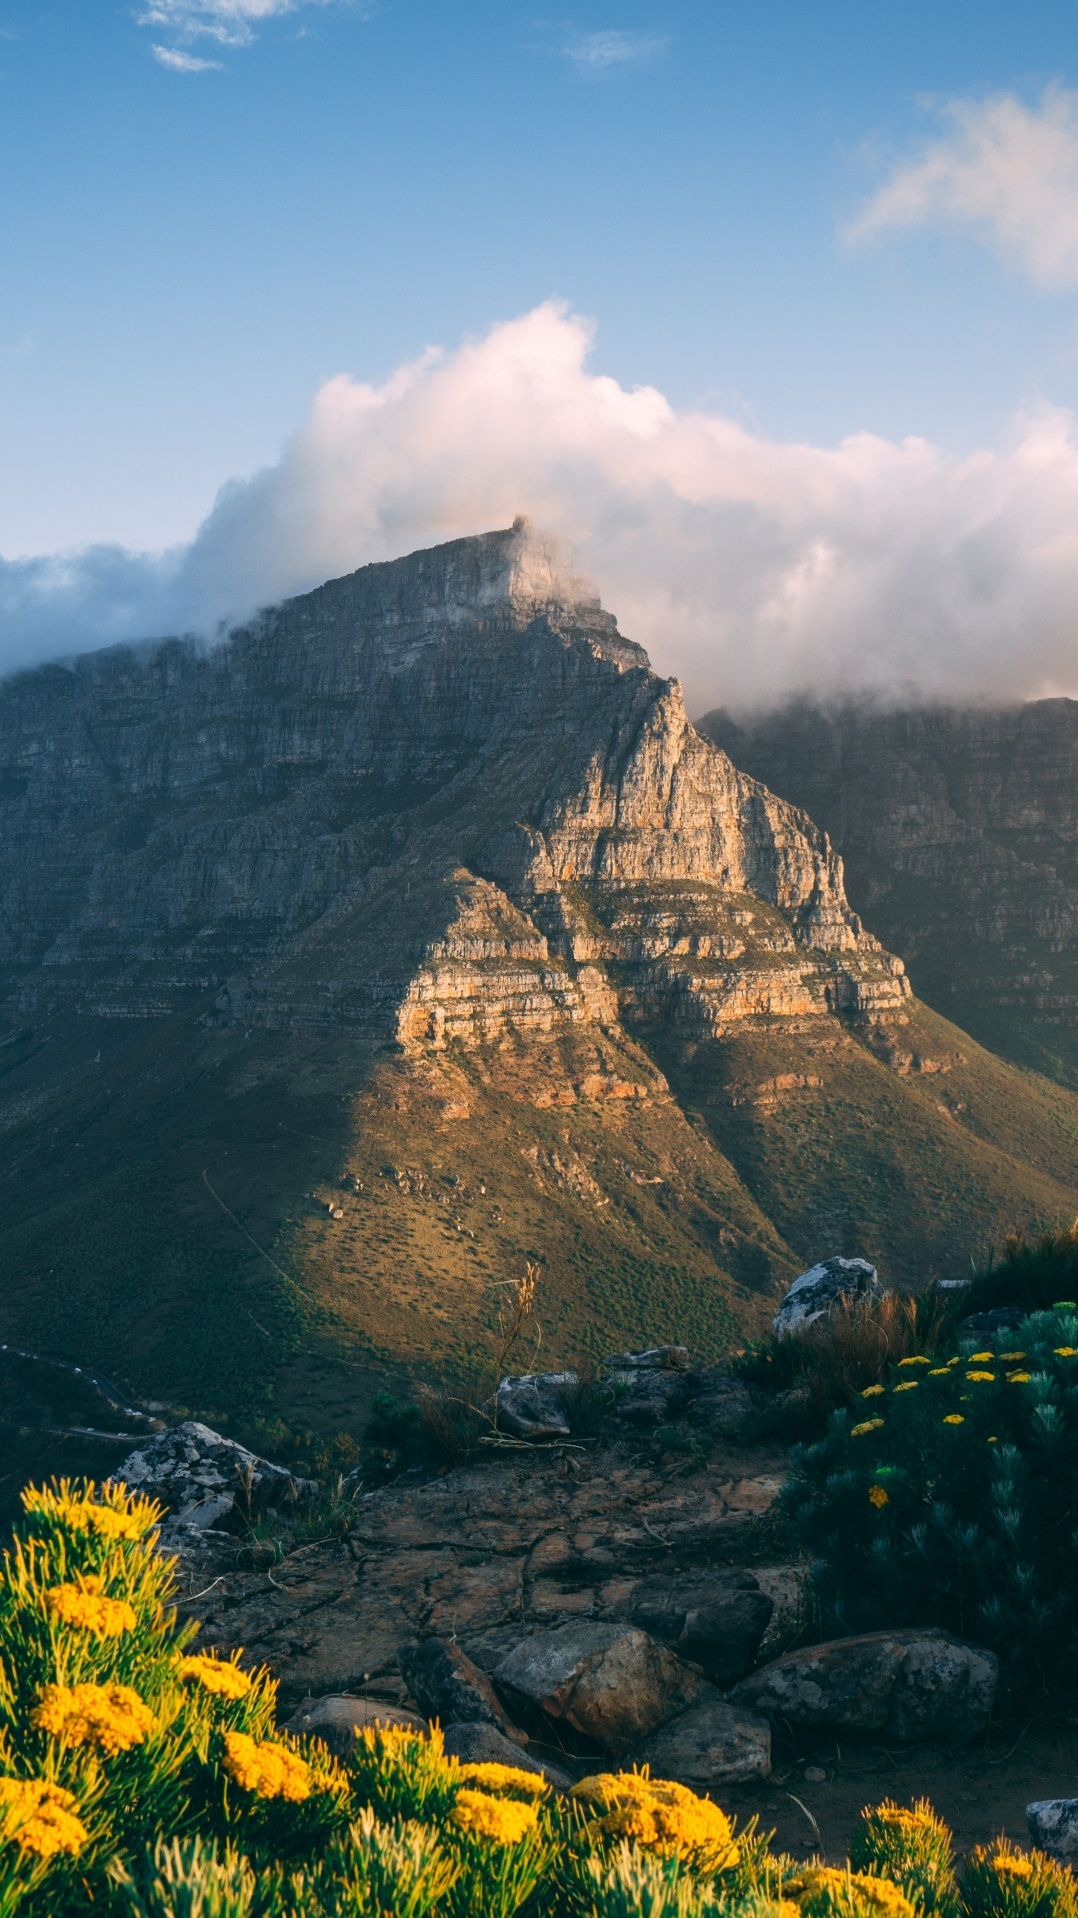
[562, 28, 667, 74]
[850, 86, 1078, 288]
[151, 42, 222, 69]
[138, 0, 342, 63]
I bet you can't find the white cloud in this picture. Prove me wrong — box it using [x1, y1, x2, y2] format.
[850, 86, 1078, 288]
[562, 28, 667, 72]
[151, 42, 222, 69]
[138, 0, 337, 52]
[6, 302, 1078, 710]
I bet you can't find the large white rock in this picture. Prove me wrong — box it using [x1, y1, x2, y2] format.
[773, 1257, 882, 1339]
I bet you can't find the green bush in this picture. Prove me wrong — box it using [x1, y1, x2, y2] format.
[965, 1222, 1078, 1319]
[782, 1304, 1078, 1696]
[848, 1801, 958, 1918]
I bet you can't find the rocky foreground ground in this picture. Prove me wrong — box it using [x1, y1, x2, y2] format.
[112, 1351, 1078, 1864]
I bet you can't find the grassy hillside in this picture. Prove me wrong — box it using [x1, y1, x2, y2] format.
[3, 988, 1078, 1441]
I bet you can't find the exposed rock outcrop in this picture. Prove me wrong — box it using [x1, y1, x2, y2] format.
[4, 523, 1078, 1405]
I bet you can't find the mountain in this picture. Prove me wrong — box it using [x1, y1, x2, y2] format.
[698, 701, 1078, 1095]
[3, 524, 1077, 1431]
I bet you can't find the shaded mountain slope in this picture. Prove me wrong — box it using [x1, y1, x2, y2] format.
[2, 526, 1077, 1426]
[699, 701, 1078, 1092]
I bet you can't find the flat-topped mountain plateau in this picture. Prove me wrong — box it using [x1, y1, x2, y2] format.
[2, 523, 1077, 1425]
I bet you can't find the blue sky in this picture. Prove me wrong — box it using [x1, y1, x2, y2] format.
[5, 0, 1078, 707]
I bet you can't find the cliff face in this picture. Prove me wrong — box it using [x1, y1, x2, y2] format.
[0, 521, 905, 1042]
[2, 526, 1077, 1421]
[698, 701, 1078, 1090]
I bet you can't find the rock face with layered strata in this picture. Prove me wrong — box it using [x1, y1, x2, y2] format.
[2, 522, 1077, 1405]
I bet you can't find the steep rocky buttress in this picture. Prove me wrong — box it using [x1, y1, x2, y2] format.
[1, 524, 1076, 1417]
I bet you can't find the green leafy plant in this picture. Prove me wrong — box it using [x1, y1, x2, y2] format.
[782, 1304, 1078, 1696]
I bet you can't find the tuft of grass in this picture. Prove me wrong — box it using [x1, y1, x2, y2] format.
[736, 1287, 959, 1438]
[966, 1221, 1078, 1318]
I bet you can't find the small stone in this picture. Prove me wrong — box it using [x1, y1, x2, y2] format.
[494, 1373, 576, 1441]
[397, 1637, 527, 1746]
[803, 1765, 827, 1783]
[282, 1694, 425, 1759]
[441, 1721, 571, 1787]
[1027, 1800, 1078, 1861]
[628, 1688, 771, 1785]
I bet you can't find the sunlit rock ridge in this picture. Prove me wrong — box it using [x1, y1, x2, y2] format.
[5, 521, 1078, 1412]
[0, 519, 908, 1041]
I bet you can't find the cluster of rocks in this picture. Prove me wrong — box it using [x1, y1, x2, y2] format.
[117, 1387, 1000, 1795]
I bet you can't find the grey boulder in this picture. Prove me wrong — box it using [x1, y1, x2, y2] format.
[731, 1630, 997, 1743]
[282, 1694, 425, 1759]
[605, 1350, 696, 1428]
[627, 1570, 773, 1686]
[628, 1686, 771, 1785]
[493, 1621, 699, 1756]
[1027, 1801, 1078, 1861]
[495, 1374, 575, 1441]
[773, 1258, 882, 1340]
[118, 1420, 317, 1528]
[398, 1637, 527, 1746]
[441, 1721, 571, 1787]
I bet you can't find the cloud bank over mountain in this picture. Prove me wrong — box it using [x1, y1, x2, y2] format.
[4, 302, 1078, 711]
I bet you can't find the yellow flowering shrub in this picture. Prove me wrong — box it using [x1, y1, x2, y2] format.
[450, 1788, 539, 1845]
[0, 1777, 88, 1860]
[850, 1798, 958, 1916]
[571, 1771, 739, 1870]
[787, 1865, 916, 1918]
[178, 1654, 253, 1699]
[960, 1844, 1078, 1918]
[222, 1730, 311, 1803]
[454, 1761, 548, 1798]
[21, 1484, 160, 1543]
[33, 1681, 157, 1755]
[45, 1579, 137, 1639]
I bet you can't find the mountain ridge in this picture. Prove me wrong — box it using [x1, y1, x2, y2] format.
[2, 525, 1076, 1430]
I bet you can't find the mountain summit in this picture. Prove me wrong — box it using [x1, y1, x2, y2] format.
[2, 526, 1077, 1419]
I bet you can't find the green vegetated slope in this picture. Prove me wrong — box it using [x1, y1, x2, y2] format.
[651, 999, 1078, 1286]
[4, 983, 1078, 1438]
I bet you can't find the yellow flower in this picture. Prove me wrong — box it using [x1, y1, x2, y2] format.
[861, 1385, 886, 1398]
[21, 1485, 159, 1541]
[33, 1682, 156, 1755]
[928, 1368, 950, 1376]
[868, 1486, 889, 1508]
[1007, 1372, 1033, 1384]
[966, 1371, 996, 1383]
[570, 1773, 738, 1868]
[969, 1352, 995, 1363]
[851, 1419, 885, 1438]
[897, 1356, 931, 1367]
[178, 1655, 253, 1699]
[988, 1435, 998, 1443]
[45, 1580, 136, 1639]
[893, 1382, 919, 1393]
[0, 1778, 88, 1860]
[222, 1730, 310, 1802]
[455, 1762, 548, 1798]
[999, 1352, 1026, 1362]
[992, 1854, 1034, 1879]
[786, 1866, 915, 1918]
[873, 1807, 938, 1833]
[1054, 1347, 1078, 1358]
[946, 1356, 962, 1367]
[451, 1789, 538, 1844]
[943, 1414, 965, 1426]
